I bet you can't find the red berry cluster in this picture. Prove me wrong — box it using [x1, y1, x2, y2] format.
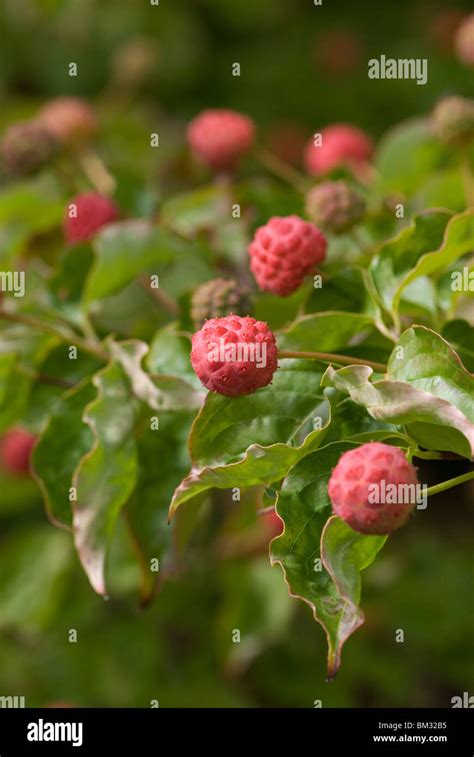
[328, 442, 419, 535]
[64, 192, 120, 244]
[304, 123, 373, 176]
[187, 109, 255, 171]
[248, 215, 327, 296]
[1, 428, 36, 475]
[191, 315, 277, 397]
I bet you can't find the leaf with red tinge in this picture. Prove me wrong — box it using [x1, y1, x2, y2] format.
[270, 441, 386, 679]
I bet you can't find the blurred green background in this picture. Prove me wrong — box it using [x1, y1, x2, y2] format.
[0, 0, 473, 708]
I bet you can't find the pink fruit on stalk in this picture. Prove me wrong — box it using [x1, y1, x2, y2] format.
[38, 97, 98, 148]
[64, 192, 120, 244]
[187, 109, 255, 171]
[1, 428, 36, 475]
[190, 315, 277, 397]
[263, 509, 283, 539]
[248, 215, 327, 296]
[455, 14, 474, 67]
[328, 442, 419, 535]
[304, 124, 373, 177]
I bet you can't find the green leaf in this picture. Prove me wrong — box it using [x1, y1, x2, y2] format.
[84, 221, 178, 305]
[32, 381, 96, 527]
[304, 267, 378, 315]
[216, 559, 294, 671]
[441, 320, 474, 372]
[270, 442, 386, 678]
[278, 311, 374, 353]
[374, 118, 445, 195]
[146, 325, 202, 389]
[417, 168, 467, 212]
[394, 211, 474, 312]
[72, 361, 139, 595]
[0, 327, 57, 432]
[0, 527, 72, 632]
[169, 360, 332, 517]
[320, 515, 387, 676]
[323, 327, 474, 458]
[160, 184, 231, 237]
[388, 326, 473, 424]
[0, 177, 64, 266]
[111, 338, 203, 411]
[109, 339, 164, 411]
[125, 409, 200, 598]
[369, 210, 451, 319]
[254, 283, 313, 331]
[48, 243, 95, 329]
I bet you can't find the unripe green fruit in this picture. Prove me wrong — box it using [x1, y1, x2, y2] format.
[305, 180, 366, 233]
[190, 278, 251, 330]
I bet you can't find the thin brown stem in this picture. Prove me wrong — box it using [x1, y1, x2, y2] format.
[79, 150, 116, 196]
[277, 349, 386, 373]
[18, 367, 76, 389]
[0, 310, 108, 362]
[138, 275, 180, 316]
[255, 146, 309, 192]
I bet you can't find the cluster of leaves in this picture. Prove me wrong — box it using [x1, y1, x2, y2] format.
[0, 106, 473, 679]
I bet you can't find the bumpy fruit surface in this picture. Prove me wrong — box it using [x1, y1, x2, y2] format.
[187, 109, 255, 170]
[328, 442, 419, 535]
[1, 428, 36, 475]
[305, 180, 366, 233]
[38, 97, 98, 148]
[455, 14, 474, 67]
[64, 192, 120, 244]
[431, 96, 474, 145]
[304, 124, 373, 176]
[190, 315, 277, 397]
[248, 215, 327, 296]
[0, 122, 58, 177]
[191, 278, 251, 329]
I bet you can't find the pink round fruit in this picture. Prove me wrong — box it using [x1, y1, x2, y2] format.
[455, 14, 474, 67]
[38, 97, 98, 148]
[64, 192, 120, 244]
[248, 215, 327, 296]
[190, 315, 277, 397]
[304, 123, 373, 177]
[263, 509, 284, 539]
[1, 428, 36, 475]
[187, 109, 255, 171]
[328, 442, 419, 535]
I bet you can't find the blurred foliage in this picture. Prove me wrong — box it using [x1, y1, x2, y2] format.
[0, 0, 473, 708]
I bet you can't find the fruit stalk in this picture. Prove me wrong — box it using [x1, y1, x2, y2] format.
[277, 349, 386, 373]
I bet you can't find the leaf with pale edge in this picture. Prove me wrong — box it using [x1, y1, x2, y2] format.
[32, 381, 96, 528]
[322, 327, 474, 459]
[270, 442, 386, 678]
[169, 360, 331, 517]
[72, 362, 138, 595]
